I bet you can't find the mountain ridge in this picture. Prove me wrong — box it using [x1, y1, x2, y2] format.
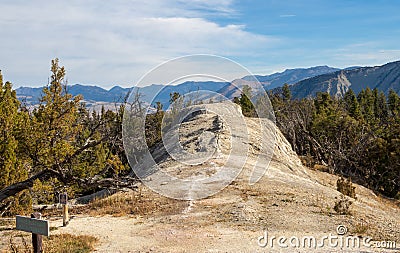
[15, 65, 341, 106]
[15, 61, 400, 106]
[286, 60, 400, 98]
[243, 65, 340, 88]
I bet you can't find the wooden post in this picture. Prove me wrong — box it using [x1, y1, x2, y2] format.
[31, 212, 43, 253]
[60, 193, 69, 226]
[62, 204, 69, 226]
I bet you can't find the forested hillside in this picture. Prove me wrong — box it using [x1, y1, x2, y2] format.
[270, 84, 400, 198]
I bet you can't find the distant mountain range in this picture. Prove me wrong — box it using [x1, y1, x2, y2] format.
[15, 65, 340, 106]
[282, 61, 400, 98]
[16, 61, 400, 108]
[16, 84, 130, 104]
[16, 81, 228, 108]
[243, 65, 340, 89]
[216, 66, 340, 99]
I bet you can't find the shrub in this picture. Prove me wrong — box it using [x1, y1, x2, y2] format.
[334, 194, 353, 215]
[337, 177, 356, 199]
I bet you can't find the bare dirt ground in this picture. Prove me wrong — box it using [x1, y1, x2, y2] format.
[45, 171, 399, 253]
[1, 104, 399, 252]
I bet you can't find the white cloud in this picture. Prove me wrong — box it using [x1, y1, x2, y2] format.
[330, 43, 400, 67]
[279, 14, 296, 18]
[0, 0, 275, 87]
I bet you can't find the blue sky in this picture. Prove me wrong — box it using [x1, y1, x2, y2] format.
[0, 0, 399, 88]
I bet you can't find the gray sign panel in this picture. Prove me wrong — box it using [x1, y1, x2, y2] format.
[59, 193, 68, 204]
[16, 215, 50, 236]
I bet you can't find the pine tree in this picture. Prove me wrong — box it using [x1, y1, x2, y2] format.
[314, 92, 333, 116]
[358, 88, 375, 123]
[374, 89, 388, 121]
[145, 101, 165, 147]
[1, 60, 134, 206]
[239, 85, 256, 117]
[0, 71, 31, 215]
[242, 85, 252, 98]
[282, 83, 292, 102]
[169, 92, 181, 104]
[27, 59, 82, 176]
[388, 89, 400, 117]
[343, 89, 362, 120]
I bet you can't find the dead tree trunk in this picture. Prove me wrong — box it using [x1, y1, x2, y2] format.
[0, 169, 58, 203]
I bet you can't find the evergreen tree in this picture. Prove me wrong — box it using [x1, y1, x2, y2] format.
[27, 59, 82, 177]
[374, 90, 388, 121]
[0, 60, 134, 208]
[388, 89, 400, 116]
[242, 85, 252, 98]
[0, 71, 31, 215]
[343, 89, 362, 120]
[314, 92, 333, 116]
[145, 102, 165, 147]
[282, 83, 292, 102]
[239, 85, 257, 117]
[169, 92, 181, 104]
[358, 88, 375, 123]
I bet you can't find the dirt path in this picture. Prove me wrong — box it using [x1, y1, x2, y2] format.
[49, 165, 399, 252]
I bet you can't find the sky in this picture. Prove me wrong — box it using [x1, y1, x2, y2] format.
[1, 0, 400, 88]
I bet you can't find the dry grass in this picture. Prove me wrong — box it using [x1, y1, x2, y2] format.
[86, 187, 187, 217]
[311, 194, 333, 215]
[0, 219, 15, 227]
[5, 233, 97, 253]
[313, 164, 329, 172]
[351, 221, 370, 235]
[44, 234, 98, 253]
[7, 234, 30, 253]
[0, 219, 15, 232]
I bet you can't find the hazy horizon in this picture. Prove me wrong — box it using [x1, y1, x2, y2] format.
[9, 61, 388, 89]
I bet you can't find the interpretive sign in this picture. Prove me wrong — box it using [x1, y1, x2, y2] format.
[16, 215, 49, 236]
[59, 193, 68, 204]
